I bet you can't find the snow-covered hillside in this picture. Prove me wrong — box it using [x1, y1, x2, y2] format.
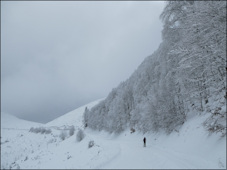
[1, 99, 226, 169]
[45, 98, 105, 127]
[83, 1, 226, 136]
[1, 112, 42, 129]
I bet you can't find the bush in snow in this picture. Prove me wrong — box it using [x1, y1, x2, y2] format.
[45, 129, 52, 134]
[59, 130, 67, 140]
[48, 138, 56, 144]
[24, 156, 28, 161]
[203, 107, 226, 137]
[40, 128, 46, 134]
[1, 139, 9, 145]
[130, 128, 136, 133]
[88, 140, 95, 148]
[29, 127, 52, 134]
[29, 127, 35, 132]
[69, 125, 75, 136]
[76, 129, 85, 142]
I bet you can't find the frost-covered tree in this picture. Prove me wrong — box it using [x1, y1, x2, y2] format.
[83, 1, 226, 135]
[69, 125, 75, 136]
[59, 130, 67, 140]
[161, 1, 226, 135]
[83, 107, 89, 128]
[76, 129, 85, 142]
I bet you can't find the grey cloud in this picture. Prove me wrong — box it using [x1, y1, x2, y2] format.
[1, 1, 165, 123]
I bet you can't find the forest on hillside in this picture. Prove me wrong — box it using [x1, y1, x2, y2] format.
[83, 1, 226, 136]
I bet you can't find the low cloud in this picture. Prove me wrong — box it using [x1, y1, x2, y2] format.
[1, 1, 165, 123]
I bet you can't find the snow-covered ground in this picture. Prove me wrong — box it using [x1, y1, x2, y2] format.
[1, 99, 226, 169]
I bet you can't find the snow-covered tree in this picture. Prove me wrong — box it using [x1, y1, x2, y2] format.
[69, 125, 75, 136]
[83, 1, 226, 136]
[76, 129, 85, 142]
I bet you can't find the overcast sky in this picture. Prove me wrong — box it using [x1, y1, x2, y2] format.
[1, 1, 165, 123]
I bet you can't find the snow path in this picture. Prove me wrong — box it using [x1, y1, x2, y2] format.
[95, 135, 220, 169]
[85, 128, 224, 169]
[1, 107, 225, 169]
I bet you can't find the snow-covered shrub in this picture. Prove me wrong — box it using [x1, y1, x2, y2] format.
[69, 125, 75, 136]
[59, 130, 67, 140]
[1, 139, 9, 145]
[130, 128, 135, 133]
[9, 163, 20, 169]
[45, 129, 52, 134]
[40, 127, 51, 134]
[24, 156, 28, 161]
[48, 138, 56, 144]
[88, 140, 94, 148]
[29, 127, 39, 133]
[29, 127, 35, 132]
[203, 107, 226, 137]
[76, 129, 85, 142]
[83, 107, 89, 128]
[40, 128, 46, 134]
[29, 127, 52, 134]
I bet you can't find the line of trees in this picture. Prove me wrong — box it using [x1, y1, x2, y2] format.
[83, 1, 226, 135]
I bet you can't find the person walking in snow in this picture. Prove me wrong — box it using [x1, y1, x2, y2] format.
[143, 137, 146, 147]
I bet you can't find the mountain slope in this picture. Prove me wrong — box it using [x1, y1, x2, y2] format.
[1, 112, 42, 129]
[45, 98, 105, 127]
[100, 115, 226, 169]
[84, 1, 226, 136]
[1, 2, 226, 169]
[1, 101, 225, 169]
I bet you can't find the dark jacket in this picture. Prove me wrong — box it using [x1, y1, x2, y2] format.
[143, 137, 146, 143]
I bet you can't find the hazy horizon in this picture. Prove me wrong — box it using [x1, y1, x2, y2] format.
[1, 1, 165, 123]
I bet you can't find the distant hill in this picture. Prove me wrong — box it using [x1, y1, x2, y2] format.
[1, 112, 42, 129]
[45, 98, 105, 127]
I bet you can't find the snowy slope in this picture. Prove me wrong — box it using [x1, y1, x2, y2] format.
[1, 99, 226, 169]
[1, 112, 42, 129]
[100, 115, 226, 169]
[1, 113, 43, 169]
[45, 98, 104, 127]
